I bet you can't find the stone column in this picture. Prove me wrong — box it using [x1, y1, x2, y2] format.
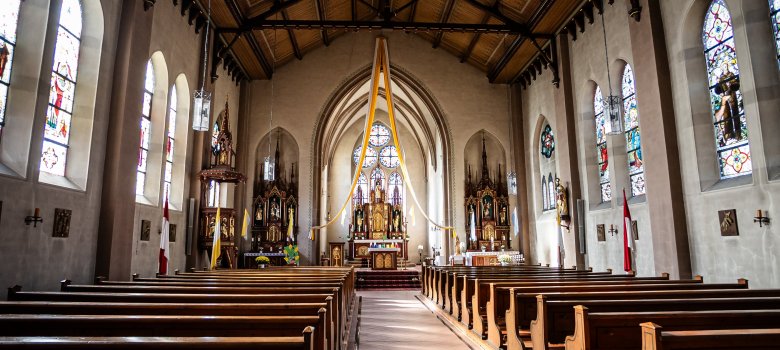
[552, 33, 585, 269]
[96, 0, 154, 280]
[627, 0, 692, 279]
[509, 84, 531, 259]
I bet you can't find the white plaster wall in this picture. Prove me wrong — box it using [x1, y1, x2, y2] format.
[0, 0, 122, 290]
[661, 0, 780, 288]
[246, 31, 510, 263]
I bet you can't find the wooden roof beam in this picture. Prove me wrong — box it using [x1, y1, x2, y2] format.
[314, 0, 330, 46]
[352, 0, 357, 21]
[222, 20, 530, 34]
[280, 7, 303, 60]
[225, 0, 273, 78]
[246, 0, 305, 23]
[433, 0, 456, 48]
[460, 0, 497, 63]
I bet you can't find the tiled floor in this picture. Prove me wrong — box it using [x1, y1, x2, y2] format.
[357, 291, 473, 350]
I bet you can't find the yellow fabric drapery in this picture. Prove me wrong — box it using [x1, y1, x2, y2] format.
[310, 37, 455, 239]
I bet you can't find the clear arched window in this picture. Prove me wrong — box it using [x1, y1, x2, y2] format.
[40, 0, 82, 176]
[621, 64, 646, 196]
[770, 0, 780, 68]
[370, 167, 385, 188]
[355, 173, 369, 204]
[135, 60, 154, 195]
[594, 86, 611, 202]
[0, 0, 21, 137]
[541, 176, 548, 210]
[703, 0, 751, 178]
[547, 174, 555, 210]
[163, 85, 176, 202]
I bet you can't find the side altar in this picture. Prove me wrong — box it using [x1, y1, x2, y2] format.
[349, 175, 408, 262]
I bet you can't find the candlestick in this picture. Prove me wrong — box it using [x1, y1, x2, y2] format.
[34, 208, 40, 217]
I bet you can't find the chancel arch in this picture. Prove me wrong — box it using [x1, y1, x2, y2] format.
[311, 64, 453, 263]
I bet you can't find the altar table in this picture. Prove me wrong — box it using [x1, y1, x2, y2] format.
[368, 248, 399, 270]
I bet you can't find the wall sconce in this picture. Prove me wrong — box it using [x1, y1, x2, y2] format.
[754, 210, 770, 227]
[608, 224, 618, 237]
[25, 208, 43, 227]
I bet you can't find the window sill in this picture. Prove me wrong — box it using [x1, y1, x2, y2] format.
[38, 172, 85, 192]
[589, 200, 612, 212]
[627, 194, 647, 205]
[135, 195, 157, 207]
[702, 174, 753, 193]
[0, 162, 24, 179]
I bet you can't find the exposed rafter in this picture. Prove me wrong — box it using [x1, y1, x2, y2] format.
[460, 0, 497, 63]
[246, 0, 305, 23]
[221, 20, 541, 34]
[433, 0, 457, 48]
[314, 0, 330, 46]
[485, 0, 553, 82]
[352, 0, 357, 21]
[280, 7, 303, 60]
[225, 0, 273, 78]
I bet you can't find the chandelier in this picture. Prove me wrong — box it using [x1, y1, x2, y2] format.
[192, 0, 212, 131]
[600, 4, 622, 135]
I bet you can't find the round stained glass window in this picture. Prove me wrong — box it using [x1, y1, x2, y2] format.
[369, 123, 391, 147]
[353, 146, 377, 168]
[379, 146, 400, 168]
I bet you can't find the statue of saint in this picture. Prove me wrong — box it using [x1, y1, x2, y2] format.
[373, 179, 383, 203]
[455, 235, 462, 255]
[255, 205, 263, 221]
[500, 206, 507, 225]
[372, 212, 385, 232]
[555, 178, 569, 219]
[713, 65, 742, 145]
[356, 211, 364, 232]
[270, 201, 280, 221]
[393, 213, 401, 232]
[483, 200, 492, 219]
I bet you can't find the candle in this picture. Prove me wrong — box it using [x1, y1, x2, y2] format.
[34, 208, 40, 217]
[757, 209, 763, 217]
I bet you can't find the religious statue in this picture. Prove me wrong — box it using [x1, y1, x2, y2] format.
[255, 204, 264, 222]
[713, 65, 742, 145]
[455, 235, 462, 255]
[555, 177, 569, 220]
[468, 205, 475, 221]
[482, 199, 492, 219]
[372, 211, 385, 233]
[270, 201, 280, 221]
[500, 206, 507, 225]
[228, 216, 235, 238]
[373, 179, 383, 203]
[356, 210, 364, 231]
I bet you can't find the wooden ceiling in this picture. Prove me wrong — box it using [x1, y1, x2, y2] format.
[190, 0, 584, 84]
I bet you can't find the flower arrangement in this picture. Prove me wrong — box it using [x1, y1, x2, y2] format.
[255, 256, 270, 267]
[497, 254, 512, 265]
[284, 244, 300, 266]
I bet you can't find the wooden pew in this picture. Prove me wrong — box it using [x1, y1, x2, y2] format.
[640, 323, 780, 350]
[0, 312, 328, 350]
[0, 333, 315, 350]
[563, 306, 780, 350]
[531, 296, 780, 350]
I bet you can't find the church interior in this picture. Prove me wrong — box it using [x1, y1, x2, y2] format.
[1, 0, 780, 348]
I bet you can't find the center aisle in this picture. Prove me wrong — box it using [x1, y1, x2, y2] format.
[357, 290, 477, 350]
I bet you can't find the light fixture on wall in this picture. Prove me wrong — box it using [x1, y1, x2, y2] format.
[600, 3, 623, 135]
[507, 171, 517, 195]
[192, 0, 212, 131]
[262, 29, 277, 182]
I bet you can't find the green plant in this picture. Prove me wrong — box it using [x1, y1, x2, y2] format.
[255, 256, 271, 265]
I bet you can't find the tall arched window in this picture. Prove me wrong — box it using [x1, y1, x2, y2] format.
[770, 0, 780, 68]
[539, 121, 556, 211]
[163, 85, 176, 202]
[621, 64, 646, 196]
[703, 0, 751, 178]
[40, 0, 82, 176]
[541, 176, 548, 210]
[547, 174, 555, 210]
[594, 86, 611, 202]
[355, 173, 369, 204]
[135, 60, 154, 195]
[0, 0, 21, 138]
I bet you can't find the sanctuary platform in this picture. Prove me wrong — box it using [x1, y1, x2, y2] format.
[355, 268, 421, 291]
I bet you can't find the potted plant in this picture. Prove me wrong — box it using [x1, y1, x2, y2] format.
[497, 254, 512, 266]
[255, 256, 270, 269]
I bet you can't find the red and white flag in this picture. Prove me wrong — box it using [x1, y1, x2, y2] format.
[622, 188, 635, 273]
[159, 197, 170, 275]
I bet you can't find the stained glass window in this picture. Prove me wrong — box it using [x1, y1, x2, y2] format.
[136, 60, 154, 196]
[355, 173, 369, 205]
[353, 146, 377, 168]
[703, 0, 751, 178]
[541, 176, 548, 210]
[370, 167, 385, 189]
[388, 171, 404, 205]
[163, 85, 177, 202]
[211, 117, 221, 156]
[540, 125, 555, 158]
[770, 0, 780, 69]
[621, 64, 646, 196]
[379, 145, 400, 168]
[40, 0, 82, 176]
[547, 174, 555, 211]
[369, 123, 391, 147]
[0, 0, 21, 137]
[594, 86, 611, 202]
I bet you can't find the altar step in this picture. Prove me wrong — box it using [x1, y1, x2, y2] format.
[355, 269, 422, 290]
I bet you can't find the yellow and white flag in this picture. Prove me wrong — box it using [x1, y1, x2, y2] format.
[210, 207, 222, 270]
[241, 208, 249, 239]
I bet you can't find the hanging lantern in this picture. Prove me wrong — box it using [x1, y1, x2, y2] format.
[263, 156, 275, 181]
[507, 171, 518, 195]
[192, 89, 211, 131]
[603, 94, 623, 135]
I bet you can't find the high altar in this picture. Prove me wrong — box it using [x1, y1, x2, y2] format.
[349, 174, 408, 263]
[465, 137, 511, 251]
[250, 139, 298, 252]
